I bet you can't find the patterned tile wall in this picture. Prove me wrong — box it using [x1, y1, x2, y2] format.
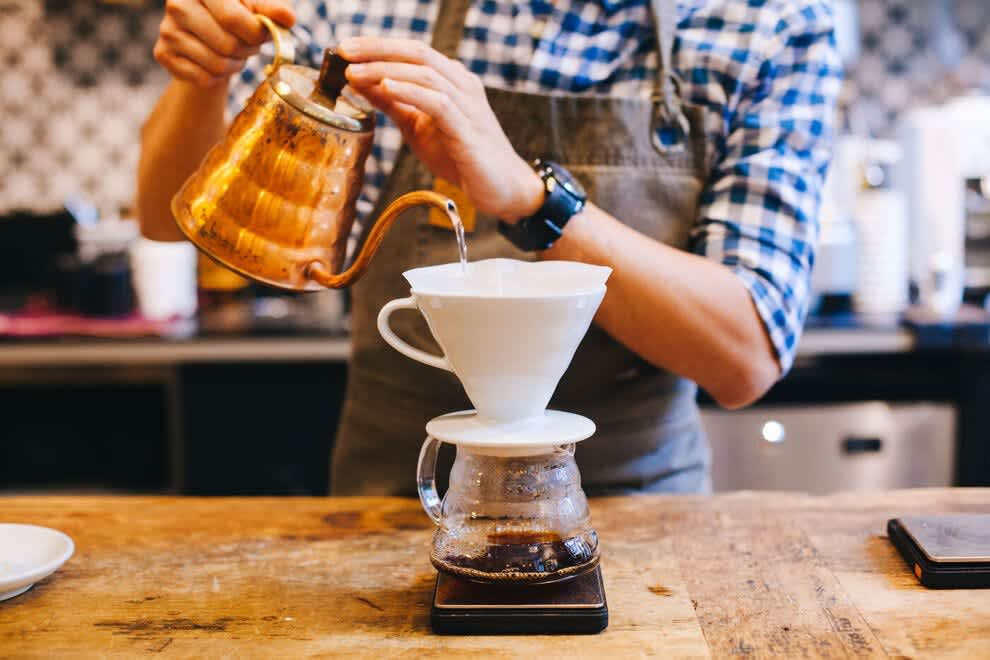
[1, 0, 989, 215]
[849, 0, 990, 137]
[1, 0, 167, 214]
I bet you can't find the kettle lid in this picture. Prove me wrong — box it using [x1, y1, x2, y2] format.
[268, 51, 373, 133]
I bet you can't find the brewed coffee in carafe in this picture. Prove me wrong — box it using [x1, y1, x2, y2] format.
[423, 444, 600, 584]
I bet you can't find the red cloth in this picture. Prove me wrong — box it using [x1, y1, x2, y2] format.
[0, 300, 179, 338]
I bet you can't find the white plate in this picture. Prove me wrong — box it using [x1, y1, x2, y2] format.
[0, 524, 74, 602]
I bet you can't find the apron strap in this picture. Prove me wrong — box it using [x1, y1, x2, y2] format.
[429, 0, 472, 58]
[650, 0, 691, 153]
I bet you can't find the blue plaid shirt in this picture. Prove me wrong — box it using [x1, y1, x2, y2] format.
[230, 0, 841, 372]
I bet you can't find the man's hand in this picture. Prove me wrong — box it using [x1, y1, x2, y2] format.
[154, 0, 295, 88]
[340, 38, 544, 222]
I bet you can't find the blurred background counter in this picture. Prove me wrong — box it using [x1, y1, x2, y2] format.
[2, 313, 989, 497]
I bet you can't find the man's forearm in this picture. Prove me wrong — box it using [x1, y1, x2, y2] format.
[137, 80, 229, 241]
[543, 204, 780, 409]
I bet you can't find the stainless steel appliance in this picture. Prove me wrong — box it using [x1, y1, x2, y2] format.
[702, 402, 956, 494]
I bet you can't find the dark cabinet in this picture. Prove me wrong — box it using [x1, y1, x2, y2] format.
[0, 371, 170, 492]
[178, 363, 347, 495]
[0, 346, 987, 495]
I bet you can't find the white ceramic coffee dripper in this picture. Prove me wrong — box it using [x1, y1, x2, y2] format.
[377, 258, 611, 583]
[378, 258, 611, 427]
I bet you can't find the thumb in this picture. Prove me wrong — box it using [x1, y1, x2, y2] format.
[247, 0, 296, 29]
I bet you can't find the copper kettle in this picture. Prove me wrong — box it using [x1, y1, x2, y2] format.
[171, 16, 455, 291]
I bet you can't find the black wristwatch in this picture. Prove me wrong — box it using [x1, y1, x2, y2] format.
[497, 159, 587, 252]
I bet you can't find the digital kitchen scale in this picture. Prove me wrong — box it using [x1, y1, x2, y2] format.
[431, 565, 608, 635]
[888, 514, 990, 589]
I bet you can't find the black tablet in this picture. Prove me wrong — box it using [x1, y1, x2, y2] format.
[888, 515, 990, 589]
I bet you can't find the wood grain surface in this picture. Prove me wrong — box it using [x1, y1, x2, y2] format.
[0, 490, 988, 658]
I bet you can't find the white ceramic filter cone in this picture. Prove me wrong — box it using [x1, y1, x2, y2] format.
[378, 258, 611, 423]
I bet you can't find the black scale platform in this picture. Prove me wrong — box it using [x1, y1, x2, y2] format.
[430, 566, 608, 635]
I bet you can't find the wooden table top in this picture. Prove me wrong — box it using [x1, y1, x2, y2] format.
[0, 490, 987, 658]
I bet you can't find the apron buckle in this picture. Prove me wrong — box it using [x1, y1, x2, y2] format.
[650, 75, 691, 155]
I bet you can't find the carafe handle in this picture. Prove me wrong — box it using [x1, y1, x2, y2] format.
[306, 192, 457, 289]
[417, 436, 443, 525]
[377, 297, 453, 372]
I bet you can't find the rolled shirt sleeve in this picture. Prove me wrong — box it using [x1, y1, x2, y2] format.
[689, 2, 842, 373]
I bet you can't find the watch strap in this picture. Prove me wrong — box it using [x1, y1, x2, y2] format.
[497, 162, 586, 251]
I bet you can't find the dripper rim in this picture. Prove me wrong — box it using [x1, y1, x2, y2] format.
[409, 285, 607, 300]
[404, 258, 612, 299]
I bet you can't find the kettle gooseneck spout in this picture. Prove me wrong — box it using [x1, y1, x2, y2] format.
[306, 191, 458, 288]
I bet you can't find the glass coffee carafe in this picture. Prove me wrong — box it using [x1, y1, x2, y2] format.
[418, 439, 600, 584]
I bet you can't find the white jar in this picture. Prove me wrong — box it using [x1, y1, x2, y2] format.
[852, 141, 910, 319]
[129, 238, 199, 320]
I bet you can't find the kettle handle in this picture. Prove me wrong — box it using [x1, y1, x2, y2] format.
[256, 14, 292, 76]
[417, 436, 444, 525]
[306, 191, 457, 289]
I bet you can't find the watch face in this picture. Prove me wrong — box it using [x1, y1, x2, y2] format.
[542, 160, 587, 200]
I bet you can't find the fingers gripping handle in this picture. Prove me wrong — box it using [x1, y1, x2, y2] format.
[417, 436, 443, 525]
[377, 297, 453, 372]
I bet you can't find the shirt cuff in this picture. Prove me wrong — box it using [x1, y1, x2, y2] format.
[729, 265, 804, 374]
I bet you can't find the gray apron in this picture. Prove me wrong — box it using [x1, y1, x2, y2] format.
[332, 0, 712, 496]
